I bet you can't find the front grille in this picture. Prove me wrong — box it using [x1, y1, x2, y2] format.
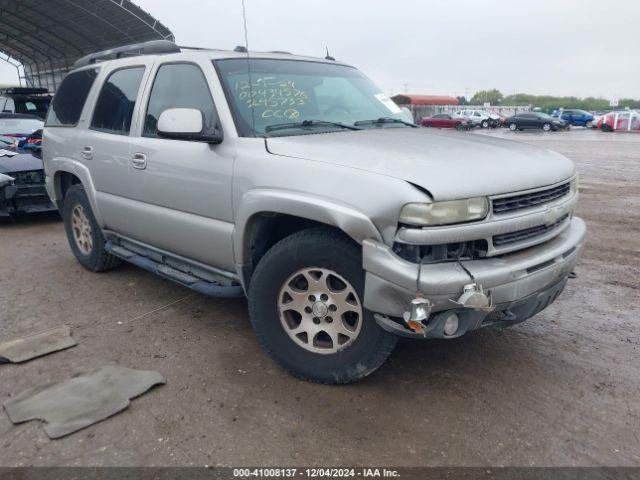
[492, 182, 570, 215]
[12, 170, 45, 186]
[493, 214, 569, 247]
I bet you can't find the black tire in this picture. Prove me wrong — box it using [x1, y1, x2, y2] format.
[455, 123, 464, 131]
[602, 124, 612, 132]
[481, 120, 489, 128]
[542, 123, 551, 132]
[248, 227, 398, 384]
[509, 123, 518, 131]
[62, 184, 121, 272]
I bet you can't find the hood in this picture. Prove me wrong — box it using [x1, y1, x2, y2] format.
[265, 128, 575, 201]
[0, 150, 44, 175]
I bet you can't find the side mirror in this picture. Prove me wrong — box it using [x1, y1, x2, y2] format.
[157, 108, 223, 144]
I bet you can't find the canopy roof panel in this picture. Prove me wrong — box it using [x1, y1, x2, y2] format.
[0, 0, 174, 91]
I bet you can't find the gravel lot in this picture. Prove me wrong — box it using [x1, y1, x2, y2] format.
[0, 128, 638, 467]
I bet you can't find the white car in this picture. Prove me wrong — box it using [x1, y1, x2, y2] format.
[453, 109, 496, 128]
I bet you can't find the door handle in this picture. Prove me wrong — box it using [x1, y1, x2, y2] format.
[81, 146, 93, 160]
[131, 153, 147, 170]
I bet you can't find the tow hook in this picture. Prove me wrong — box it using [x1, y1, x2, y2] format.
[450, 283, 495, 311]
[403, 295, 433, 336]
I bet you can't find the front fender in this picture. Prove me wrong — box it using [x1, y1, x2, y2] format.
[233, 188, 383, 266]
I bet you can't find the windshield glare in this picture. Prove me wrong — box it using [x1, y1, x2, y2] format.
[215, 58, 406, 136]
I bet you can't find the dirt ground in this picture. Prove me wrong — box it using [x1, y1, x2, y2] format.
[0, 128, 638, 467]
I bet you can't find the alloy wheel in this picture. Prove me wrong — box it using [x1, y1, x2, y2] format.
[278, 267, 363, 355]
[71, 204, 93, 255]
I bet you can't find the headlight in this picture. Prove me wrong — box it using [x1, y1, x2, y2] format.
[400, 198, 489, 226]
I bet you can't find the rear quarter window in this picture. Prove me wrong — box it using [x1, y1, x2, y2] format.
[46, 69, 98, 127]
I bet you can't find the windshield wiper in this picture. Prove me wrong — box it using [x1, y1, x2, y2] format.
[265, 119, 362, 133]
[354, 117, 418, 128]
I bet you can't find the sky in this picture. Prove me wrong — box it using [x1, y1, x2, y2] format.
[1, 0, 638, 99]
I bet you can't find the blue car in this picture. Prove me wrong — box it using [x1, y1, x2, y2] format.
[554, 109, 594, 127]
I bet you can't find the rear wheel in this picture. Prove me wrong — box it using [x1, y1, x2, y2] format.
[62, 185, 121, 272]
[248, 228, 398, 384]
[509, 122, 518, 131]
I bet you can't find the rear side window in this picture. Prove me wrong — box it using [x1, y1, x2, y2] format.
[143, 63, 215, 138]
[46, 69, 98, 127]
[91, 67, 145, 135]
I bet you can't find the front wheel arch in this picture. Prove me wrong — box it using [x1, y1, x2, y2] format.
[247, 226, 397, 383]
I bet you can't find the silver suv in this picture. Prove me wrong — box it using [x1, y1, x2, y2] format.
[43, 41, 586, 383]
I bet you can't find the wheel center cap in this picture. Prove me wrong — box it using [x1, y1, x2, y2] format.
[312, 301, 328, 318]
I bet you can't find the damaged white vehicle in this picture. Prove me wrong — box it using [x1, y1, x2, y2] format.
[43, 41, 586, 383]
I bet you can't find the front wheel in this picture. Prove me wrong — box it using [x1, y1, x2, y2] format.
[542, 123, 552, 131]
[585, 120, 593, 128]
[509, 122, 518, 131]
[248, 228, 398, 384]
[481, 120, 489, 128]
[62, 185, 121, 272]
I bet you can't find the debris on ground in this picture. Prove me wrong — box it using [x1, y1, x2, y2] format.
[3, 365, 165, 438]
[0, 325, 77, 364]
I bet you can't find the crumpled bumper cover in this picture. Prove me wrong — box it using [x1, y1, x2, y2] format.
[363, 217, 587, 320]
[1, 181, 56, 216]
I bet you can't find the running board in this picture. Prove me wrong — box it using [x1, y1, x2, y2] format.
[105, 242, 245, 299]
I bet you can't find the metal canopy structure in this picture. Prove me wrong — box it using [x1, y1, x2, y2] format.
[0, 0, 174, 92]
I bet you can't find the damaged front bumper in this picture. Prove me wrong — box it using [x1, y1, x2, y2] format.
[363, 217, 587, 338]
[0, 176, 56, 217]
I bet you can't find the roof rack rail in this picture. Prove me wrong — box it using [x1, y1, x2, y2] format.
[74, 40, 181, 68]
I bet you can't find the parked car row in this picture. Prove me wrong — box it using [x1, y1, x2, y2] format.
[421, 107, 639, 134]
[420, 109, 505, 130]
[420, 111, 566, 132]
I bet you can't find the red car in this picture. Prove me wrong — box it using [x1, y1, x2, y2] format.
[598, 111, 640, 132]
[421, 113, 470, 130]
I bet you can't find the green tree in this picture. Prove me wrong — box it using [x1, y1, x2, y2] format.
[470, 89, 503, 106]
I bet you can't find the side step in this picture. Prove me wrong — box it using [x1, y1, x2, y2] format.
[105, 242, 245, 299]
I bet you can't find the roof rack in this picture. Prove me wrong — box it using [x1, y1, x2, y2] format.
[0, 87, 49, 95]
[74, 40, 181, 68]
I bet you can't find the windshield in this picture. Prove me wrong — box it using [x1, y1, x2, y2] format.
[538, 113, 553, 119]
[215, 58, 406, 136]
[0, 117, 44, 136]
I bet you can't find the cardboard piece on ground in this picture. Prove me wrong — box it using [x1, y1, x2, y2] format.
[3, 365, 166, 438]
[0, 325, 78, 363]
